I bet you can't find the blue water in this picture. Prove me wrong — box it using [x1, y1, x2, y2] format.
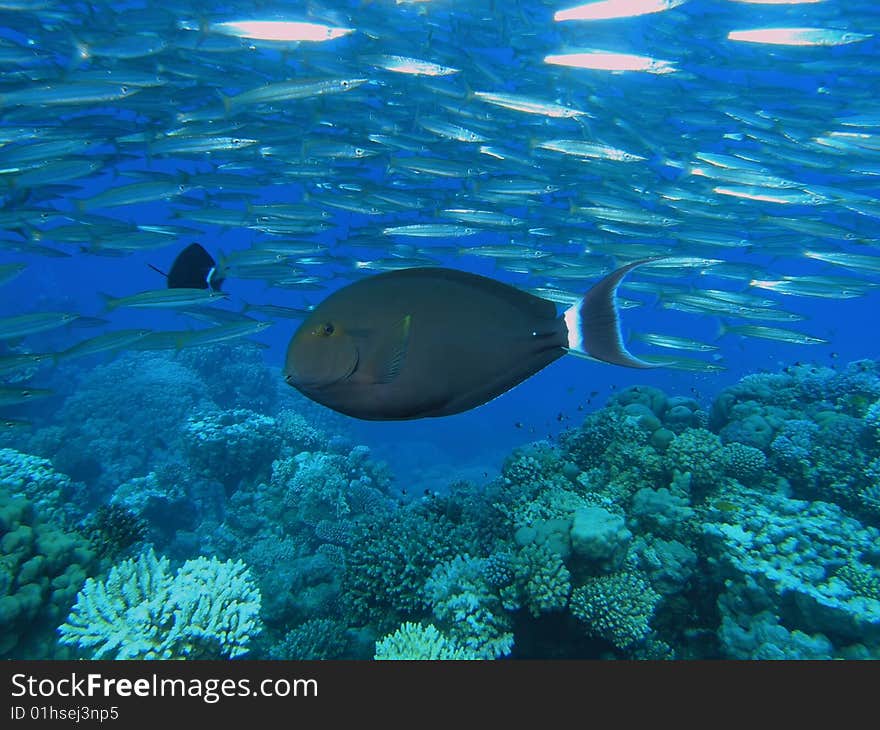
[1, 0, 879, 660]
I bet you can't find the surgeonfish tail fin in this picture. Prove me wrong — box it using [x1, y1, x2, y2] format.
[564, 258, 664, 369]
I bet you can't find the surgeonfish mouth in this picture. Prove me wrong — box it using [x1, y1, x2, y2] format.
[287, 349, 360, 390]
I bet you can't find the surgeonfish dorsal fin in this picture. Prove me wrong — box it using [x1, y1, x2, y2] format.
[564, 258, 664, 369]
[372, 314, 412, 384]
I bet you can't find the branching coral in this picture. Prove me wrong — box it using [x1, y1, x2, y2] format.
[342, 502, 472, 633]
[268, 618, 349, 660]
[82, 504, 147, 559]
[570, 571, 661, 650]
[58, 548, 262, 659]
[665, 428, 726, 497]
[374, 622, 477, 660]
[425, 555, 514, 658]
[723, 442, 768, 486]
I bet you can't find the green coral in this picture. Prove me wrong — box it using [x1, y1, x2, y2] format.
[665, 428, 726, 497]
[0, 448, 77, 526]
[0, 489, 97, 658]
[836, 561, 880, 602]
[570, 571, 661, 650]
[58, 548, 262, 659]
[516, 543, 571, 616]
[374, 622, 478, 660]
[425, 555, 514, 658]
[493, 541, 572, 617]
[268, 618, 349, 660]
[723, 442, 768, 486]
[342, 504, 470, 632]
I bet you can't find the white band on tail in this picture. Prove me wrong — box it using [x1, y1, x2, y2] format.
[563, 303, 583, 352]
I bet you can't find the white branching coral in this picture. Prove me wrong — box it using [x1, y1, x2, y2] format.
[374, 622, 477, 660]
[58, 548, 261, 659]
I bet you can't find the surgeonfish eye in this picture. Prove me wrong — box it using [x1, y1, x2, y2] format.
[316, 322, 335, 336]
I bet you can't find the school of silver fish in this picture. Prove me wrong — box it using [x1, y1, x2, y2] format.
[1, 0, 879, 416]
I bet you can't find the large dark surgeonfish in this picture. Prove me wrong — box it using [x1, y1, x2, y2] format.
[149, 243, 224, 290]
[283, 260, 660, 420]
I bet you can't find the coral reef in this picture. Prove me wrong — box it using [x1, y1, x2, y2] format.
[30, 353, 212, 494]
[176, 342, 279, 415]
[267, 618, 350, 660]
[6, 343, 878, 661]
[425, 555, 514, 658]
[0, 448, 81, 526]
[703, 485, 880, 658]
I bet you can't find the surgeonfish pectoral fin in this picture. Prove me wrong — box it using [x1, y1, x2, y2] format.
[564, 258, 665, 369]
[372, 314, 412, 384]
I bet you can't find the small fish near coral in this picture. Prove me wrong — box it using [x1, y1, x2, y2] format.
[283, 260, 661, 420]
